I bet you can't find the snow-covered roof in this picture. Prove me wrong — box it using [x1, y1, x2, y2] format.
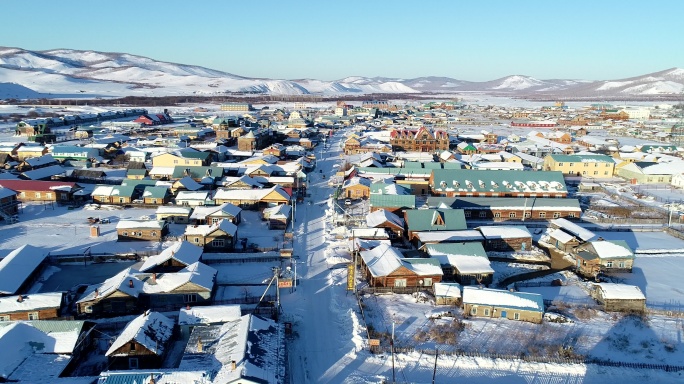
[589, 240, 634, 259]
[433, 282, 462, 298]
[116, 219, 165, 230]
[106, 312, 174, 357]
[178, 304, 242, 326]
[77, 267, 143, 303]
[595, 283, 646, 301]
[478, 225, 531, 239]
[0, 292, 63, 313]
[550, 218, 596, 242]
[549, 228, 576, 244]
[360, 243, 403, 277]
[143, 262, 217, 293]
[414, 230, 484, 244]
[462, 287, 544, 312]
[139, 240, 203, 272]
[176, 190, 210, 201]
[0, 245, 47, 295]
[184, 219, 237, 236]
[155, 205, 192, 215]
[366, 209, 404, 229]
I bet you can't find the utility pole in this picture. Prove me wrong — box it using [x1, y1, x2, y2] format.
[391, 322, 396, 384]
[432, 347, 438, 384]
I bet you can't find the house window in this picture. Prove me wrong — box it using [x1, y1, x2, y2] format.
[28, 312, 39, 320]
[464, 211, 472, 218]
[184, 294, 198, 303]
[130, 342, 136, 351]
[568, 213, 575, 218]
[509, 212, 516, 218]
[35, 192, 41, 198]
[173, 160, 178, 164]
[152, 199, 157, 204]
[593, 171, 598, 175]
[619, 261, 625, 268]
[212, 218, 220, 224]
[211, 239, 225, 248]
[394, 279, 407, 287]
[558, 163, 563, 166]
[123, 231, 128, 236]
[582, 171, 587, 175]
[606, 261, 613, 268]
[193, 237, 199, 243]
[20, 192, 26, 197]
[569, 163, 574, 167]
[119, 197, 125, 203]
[524, 212, 531, 218]
[422, 278, 433, 287]
[553, 212, 561, 218]
[151, 231, 157, 237]
[129, 358, 139, 369]
[538, 212, 546, 218]
[514, 313, 520, 320]
[484, 308, 490, 316]
[46, 193, 52, 199]
[479, 211, 487, 218]
[470, 306, 477, 316]
[494, 213, 501, 218]
[0, 315, 9, 322]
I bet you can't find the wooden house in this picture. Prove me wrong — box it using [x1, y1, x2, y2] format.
[183, 219, 238, 251]
[425, 242, 494, 286]
[341, 177, 372, 199]
[592, 283, 646, 313]
[262, 204, 291, 230]
[91, 185, 137, 205]
[212, 185, 290, 210]
[462, 287, 544, 324]
[76, 268, 143, 316]
[116, 220, 168, 241]
[0, 292, 63, 321]
[574, 239, 635, 277]
[189, 203, 243, 225]
[140, 262, 217, 311]
[365, 209, 404, 240]
[478, 225, 532, 252]
[359, 244, 443, 289]
[404, 208, 467, 243]
[175, 191, 211, 207]
[138, 241, 203, 273]
[105, 311, 174, 370]
[0, 186, 19, 218]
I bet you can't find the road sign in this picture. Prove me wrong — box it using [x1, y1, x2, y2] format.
[278, 279, 293, 288]
[369, 339, 380, 346]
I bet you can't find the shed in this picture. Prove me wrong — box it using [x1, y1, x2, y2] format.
[433, 283, 462, 306]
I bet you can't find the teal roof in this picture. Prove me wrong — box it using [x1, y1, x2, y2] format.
[172, 166, 223, 179]
[430, 169, 567, 194]
[370, 194, 416, 209]
[121, 179, 158, 188]
[426, 242, 487, 258]
[640, 145, 678, 153]
[370, 182, 411, 194]
[427, 196, 581, 210]
[143, 186, 170, 199]
[126, 169, 148, 176]
[178, 151, 211, 161]
[548, 154, 615, 163]
[405, 208, 467, 231]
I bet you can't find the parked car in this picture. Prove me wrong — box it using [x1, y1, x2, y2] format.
[345, 199, 352, 206]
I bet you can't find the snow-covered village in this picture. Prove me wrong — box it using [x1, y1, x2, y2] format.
[0, 92, 684, 384]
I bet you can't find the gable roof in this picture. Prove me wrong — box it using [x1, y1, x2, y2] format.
[580, 240, 634, 260]
[106, 312, 173, 357]
[366, 209, 404, 230]
[462, 287, 544, 312]
[404, 208, 467, 232]
[550, 218, 596, 242]
[0, 245, 47, 295]
[431, 169, 567, 194]
[77, 267, 143, 303]
[143, 262, 217, 293]
[139, 241, 203, 272]
[425, 242, 494, 274]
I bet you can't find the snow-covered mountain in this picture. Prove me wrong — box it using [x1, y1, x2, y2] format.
[0, 47, 682, 99]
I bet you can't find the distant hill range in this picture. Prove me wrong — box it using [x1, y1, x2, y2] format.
[1, 46, 683, 100]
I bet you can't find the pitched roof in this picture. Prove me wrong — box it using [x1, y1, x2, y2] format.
[77, 267, 143, 303]
[431, 169, 567, 194]
[426, 243, 494, 274]
[366, 209, 404, 229]
[0, 180, 78, 193]
[106, 312, 173, 357]
[139, 241, 203, 272]
[0, 245, 47, 295]
[462, 287, 544, 312]
[404, 208, 467, 232]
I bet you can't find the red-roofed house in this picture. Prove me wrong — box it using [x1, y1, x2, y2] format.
[134, 113, 173, 126]
[390, 127, 449, 152]
[0, 180, 82, 203]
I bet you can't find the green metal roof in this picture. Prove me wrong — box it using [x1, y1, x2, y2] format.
[143, 186, 170, 199]
[547, 154, 615, 163]
[370, 194, 416, 209]
[172, 166, 223, 179]
[178, 151, 211, 160]
[126, 169, 148, 176]
[427, 196, 581, 210]
[0, 319, 87, 334]
[121, 179, 158, 187]
[370, 182, 411, 194]
[405, 208, 467, 231]
[430, 169, 567, 194]
[426, 242, 487, 258]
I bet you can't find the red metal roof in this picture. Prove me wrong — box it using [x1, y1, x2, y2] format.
[0, 180, 78, 192]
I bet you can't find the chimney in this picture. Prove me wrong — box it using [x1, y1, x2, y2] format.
[153, 273, 157, 282]
[197, 338, 203, 352]
[94, 288, 99, 298]
[186, 304, 191, 310]
[149, 375, 156, 384]
[231, 360, 237, 371]
[17, 295, 23, 303]
[129, 279, 134, 288]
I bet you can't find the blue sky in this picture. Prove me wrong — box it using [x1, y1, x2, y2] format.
[2, 0, 683, 81]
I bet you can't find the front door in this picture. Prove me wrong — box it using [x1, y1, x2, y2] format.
[500, 310, 507, 318]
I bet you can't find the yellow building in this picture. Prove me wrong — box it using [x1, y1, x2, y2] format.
[152, 152, 204, 168]
[543, 154, 615, 177]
